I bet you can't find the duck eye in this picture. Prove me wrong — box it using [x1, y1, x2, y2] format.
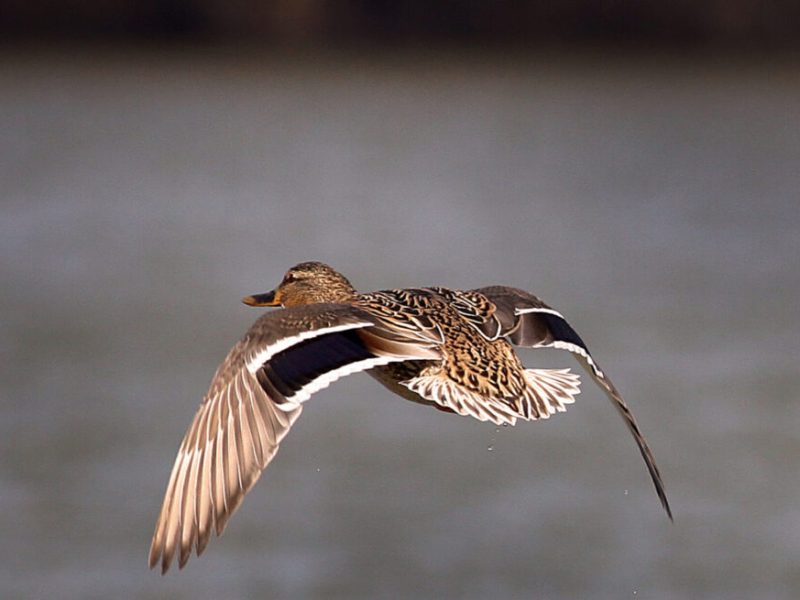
[283, 273, 297, 284]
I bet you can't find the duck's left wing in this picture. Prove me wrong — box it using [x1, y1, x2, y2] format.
[473, 286, 672, 521]
[149, 304, 439, 574]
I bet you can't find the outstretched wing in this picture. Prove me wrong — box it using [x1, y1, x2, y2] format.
[149, 304, 440, 574]
[474, 286, 672, 520]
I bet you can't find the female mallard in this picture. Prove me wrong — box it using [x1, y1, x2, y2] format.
[149, 261, 671, 573]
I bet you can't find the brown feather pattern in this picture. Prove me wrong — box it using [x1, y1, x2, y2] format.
[150, 263, 671, 573]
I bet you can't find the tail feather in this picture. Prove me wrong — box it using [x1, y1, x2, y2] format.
[518, 368, 581, 420]
[401, 374, 520, 426]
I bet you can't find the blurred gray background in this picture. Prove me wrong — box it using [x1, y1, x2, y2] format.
[2, 3, 799, 599]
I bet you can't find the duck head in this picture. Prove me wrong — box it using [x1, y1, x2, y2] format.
[242, 261, 357, 308]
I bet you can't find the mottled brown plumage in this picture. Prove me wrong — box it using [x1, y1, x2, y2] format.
[149, 261, 671, 574]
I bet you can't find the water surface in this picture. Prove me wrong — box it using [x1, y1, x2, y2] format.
[2, 47, 798, 599]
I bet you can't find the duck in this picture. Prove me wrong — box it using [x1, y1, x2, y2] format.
[149, 261, 671, 573]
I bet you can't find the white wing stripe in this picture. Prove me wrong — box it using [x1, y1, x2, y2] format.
[276, 355, 403, 409]
[549, 341, 603, 377]
[245, 322, 373, 374]
[513, 307, 565, 318]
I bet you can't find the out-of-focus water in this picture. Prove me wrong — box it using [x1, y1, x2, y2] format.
[1, 47, 798, 599]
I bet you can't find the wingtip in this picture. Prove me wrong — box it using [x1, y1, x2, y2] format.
[148, 549, 169, 575]
[585, 362, 673, 523]
[160, 550, 174, 575]
[179, 548, 191, 570]
[196, 530, 211, 557]
[650, 466, 673, 522]
[148, 544, 160, 572]
[662, 497, 674, 522]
